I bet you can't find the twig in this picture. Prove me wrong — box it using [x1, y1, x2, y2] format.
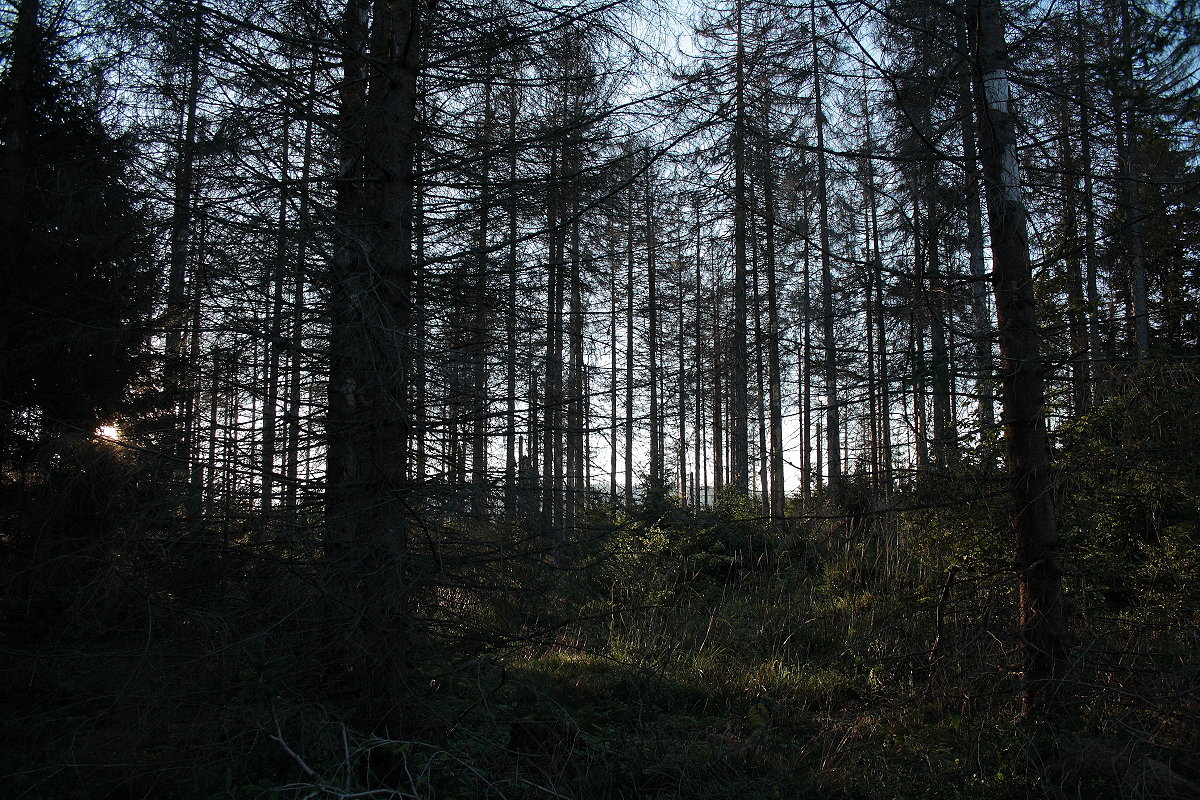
[271, 715, 318, 779]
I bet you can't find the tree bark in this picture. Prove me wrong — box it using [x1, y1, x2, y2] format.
[326, 0, 424, 719]
[761, 125, 786, 530]
[729, 0, 751, 495]
[956, 12, 995, 437]
[1119, 0, 1149, 360]
[971, 0, 1069, 715]
[812, 2, 840, 504]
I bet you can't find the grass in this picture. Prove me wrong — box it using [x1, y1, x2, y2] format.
[4, 489, 1198, 800]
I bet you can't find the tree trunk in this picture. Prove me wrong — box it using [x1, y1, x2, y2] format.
[326, 0, 424, 719]
[800, 176, 813, 505]
[762, 132, 786, 530]
[1119, 0, 1149, 360]
[678, 234, 689, 507]
[928, 221, 952, 467]
[166, 0, 203, 511]
[1076, 0, 1102, 401]
[646, 180, 662, 490]
[609, 217, 619, 504]
[971, 0, 1069, 715]
[624, 170, 636, 502]
[471, 82, 495, 518]
[567, 185, 584, 531]
[284, 63, 316, 518]
[261, 101, 291, 512]
[505, 79, 520, 514]
[956, 13, 995, 437]
[729, 0, 751, 495]
[543, 150, 564, 546]
[712, 268, 724, 494]
[812, 2, 840, 504]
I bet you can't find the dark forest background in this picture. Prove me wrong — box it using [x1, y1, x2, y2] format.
[2, 0, 1199, 795]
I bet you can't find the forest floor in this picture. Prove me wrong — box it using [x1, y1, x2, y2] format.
[5, 495, 1197, 800]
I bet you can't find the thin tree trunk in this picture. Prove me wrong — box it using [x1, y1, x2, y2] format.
[609, 218, 619, 504]
[694, 199, 707, 504]
[712, 267, 724, 495]
[624, 173, 636, 502]
[752, 226, 769, 515]
[871, 176, 892, 490]
[812, 2, 840, 503]
[956, 13, 995, 437]
[471, 82, 495, 518]
[166, 0, 204, 504]
[1120, 0, 1149, 360]
[284, 63, 316, 517]
[762, 133, 786, 530]
[928, 223, 952, 467]
[505, 79, 520, 514]
[567, 187, 584, 531]
[543, 150, 564, 544]
[261, 103, 290, 512]
[646, 181, 661, 490]
[678, 236, 689, 507]
[1061, 95, 1088, 416]
[864, 205, 878, 491]
[911, 192, 930, 472]
[1076, 0, 1102, 401]
[800, 177, 812, 505]
[729, 0, 750, 494]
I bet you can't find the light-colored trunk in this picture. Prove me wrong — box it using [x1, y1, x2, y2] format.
[972, 0, 1068, 715]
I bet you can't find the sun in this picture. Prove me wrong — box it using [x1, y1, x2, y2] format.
[96, 424, 120, 440]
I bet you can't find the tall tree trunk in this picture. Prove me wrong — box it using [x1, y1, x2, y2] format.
[752, 226, 769, 514]
[624, 174, 636, 502]
[1060, 95, 1088, 416]
[678, 236, 689, 507]
[505, 79, 520, 514]
[910, 192, 930, 472]
[0, 0, 40, 460]
[646, 181, 662, 491]
[928, 222, 952, 467]
[413, 140, 428, 485]
[800, 177, 813, 505]
[812, 2, 840, 504]
[566, 189, 584, 531]
[869, 168, 892, 490]
[166, 0, 204, 513]
[1119, 0, 1149, 360]
[543, 150, 564, 545]
[261, 102, 291, 512]
[956, 14, 996, 438]
[326, 0, 424, 718]
[694, 201, 706, 504]
[971, 0, 1068, 715]
[712, 267, 724, 494]
[609, 218, 619, 504]
[471, 82, 495, 518]
[1076, 0, 1102, 401]
[762, 132, 786, 530]
[284, 63, 316, 517]
[2, 0, 38, 174]
[729, 0, 751, 495]
[864, 205, 878, 491]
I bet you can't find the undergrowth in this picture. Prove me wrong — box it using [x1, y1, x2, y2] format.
[4, 384, 1199, 799]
